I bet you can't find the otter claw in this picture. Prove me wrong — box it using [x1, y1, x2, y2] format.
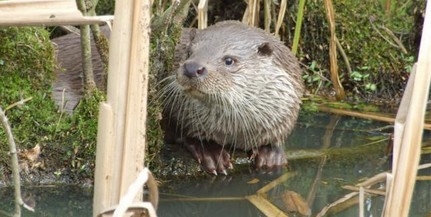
[185, 138, 232, 175]
[250, 145, 287, 171]
[228, 162, 233, 169]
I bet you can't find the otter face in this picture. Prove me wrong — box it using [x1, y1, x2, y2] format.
[176, 56, 238, 100]
[175, 24, 278, 103]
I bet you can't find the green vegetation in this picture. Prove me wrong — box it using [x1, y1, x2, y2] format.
[0, 26, 57, 171]
[0, 27, 102, 182]
[0, 1, 190, 183]
[295, 0, 419, 104]
[145, 1, 190, 173]
[95, 0, 115, 15]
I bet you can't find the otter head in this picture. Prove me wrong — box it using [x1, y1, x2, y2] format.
[174, 21, 282, 104]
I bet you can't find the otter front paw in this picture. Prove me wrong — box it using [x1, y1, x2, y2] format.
[249, 145, 287, 171]
[184, 138, 233, 175]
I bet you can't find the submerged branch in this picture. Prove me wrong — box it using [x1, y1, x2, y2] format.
[317, 105, 431, 130]
[317, 163, 431, 216]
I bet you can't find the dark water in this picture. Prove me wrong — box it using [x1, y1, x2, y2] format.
[1, 113, 430, 217]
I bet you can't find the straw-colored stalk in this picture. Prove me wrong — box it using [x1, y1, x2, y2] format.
[263, 0, 271, 32]
[323, 0, 345, 100]
[316, 105, 431, 130]
[274, 0, 287, 37]
[383, 1, 431, 215]
[93, 0, 151, 215]
[198, 0, 208, 29]
[243, 0, 260, 27]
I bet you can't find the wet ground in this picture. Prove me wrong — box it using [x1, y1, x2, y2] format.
[1, 112, 430, 216]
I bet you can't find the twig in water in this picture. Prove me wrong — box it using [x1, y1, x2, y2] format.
[0, 105, 35, 216]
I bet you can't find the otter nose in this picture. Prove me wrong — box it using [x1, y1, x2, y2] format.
[183, 62, 207, 78]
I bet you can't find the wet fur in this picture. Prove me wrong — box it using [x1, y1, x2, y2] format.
[52, 27, 110, 113]
[162, 21, 304, 151]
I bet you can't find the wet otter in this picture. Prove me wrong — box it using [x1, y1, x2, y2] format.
[51, 21, 303, 175]
[52, 27, 110, 113]
[163, 21, 304, 175]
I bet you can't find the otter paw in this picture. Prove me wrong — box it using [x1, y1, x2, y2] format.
[249, 145, 287, 171]
[185, 138, 233, 175]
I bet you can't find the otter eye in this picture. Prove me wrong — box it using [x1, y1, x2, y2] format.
[224, 57, 234, 66]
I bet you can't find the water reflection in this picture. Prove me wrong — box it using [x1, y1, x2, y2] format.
[0, 186, 92, 216]
[158, 112, 431, 217]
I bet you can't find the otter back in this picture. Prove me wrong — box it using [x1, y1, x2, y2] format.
[52, 26, 110, 113]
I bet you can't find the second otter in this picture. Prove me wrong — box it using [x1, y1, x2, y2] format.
[163, 21, 304, 175]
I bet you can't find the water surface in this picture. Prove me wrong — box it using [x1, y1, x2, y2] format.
[1, 113, 430, 216]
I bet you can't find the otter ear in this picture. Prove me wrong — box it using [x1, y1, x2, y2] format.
[257, 42, 273, 56]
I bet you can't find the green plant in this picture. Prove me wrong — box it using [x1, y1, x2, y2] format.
[302, 61, 331, 94]
[349, 66, 377, 92]
[402, 54, 415, 73]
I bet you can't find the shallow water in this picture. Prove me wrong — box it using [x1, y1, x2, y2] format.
[1, 113, 430, 217]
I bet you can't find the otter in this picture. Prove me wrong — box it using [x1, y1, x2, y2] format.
[162, 21, 304, 175]
[51, 21, 303, 176]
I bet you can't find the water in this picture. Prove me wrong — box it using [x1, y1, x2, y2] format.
[0, 186, 92, 216]
[1, 113, 430, 217]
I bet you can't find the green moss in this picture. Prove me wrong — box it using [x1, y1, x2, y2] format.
[0, 27, 57, 167]
[96, 0, 115, 15]
[146, 14, 184, 172]
[58, 92, 104, 177]
[0, 27, 103, 181]
[0, 1, 191, 181]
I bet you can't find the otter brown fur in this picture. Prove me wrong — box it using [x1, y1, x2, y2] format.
[52, 27, 110, 113]
[163, 21, 304, 174]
